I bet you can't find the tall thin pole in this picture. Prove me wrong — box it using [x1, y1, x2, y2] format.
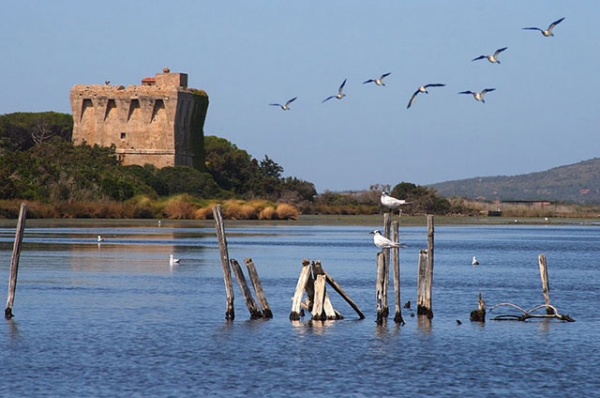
[5, 203, 27, 320]
[213, 205, 235, 320]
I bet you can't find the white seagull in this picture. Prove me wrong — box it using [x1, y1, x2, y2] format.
[472, 47, 508, 64]
[371, 230, 403, 249]
[522, 17, 565, 37]
[169, 254, 180, 266]
[472, 256, 480, 265]
[97, 235, 104, 242]
[407, 83, 446, 109]
[380, 191, 410, 210]
[322, 79, 347, 103]
[363, 72, 391, 86]
[459, 88, 496, 103]
[269, 97, 297, 110]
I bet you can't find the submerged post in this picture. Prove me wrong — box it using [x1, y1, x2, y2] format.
[391, 220, 403, 325]
[417, 215, 434, 319]
[5, 203, 27, 320]
[213, 205, 235, 320]
[382, 213, 391, 318]
[230, 259, 263, 319]
[376, 252, 386, 324]
[244, 258, 273, 318]
[538, 254, 552, 315]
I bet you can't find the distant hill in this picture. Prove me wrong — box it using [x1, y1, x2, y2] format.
[428, 158, 600, 204]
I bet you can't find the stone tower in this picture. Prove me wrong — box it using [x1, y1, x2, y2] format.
[70, 68, 209, 170]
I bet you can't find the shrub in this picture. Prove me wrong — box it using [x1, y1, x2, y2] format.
[276, 203, 299, 220]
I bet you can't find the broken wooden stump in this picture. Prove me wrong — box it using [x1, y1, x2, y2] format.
[213, 205, 235, 320]
[290, 260, 312, 320]
[416, 215, 435, 319]
[469, 292, 486, 322]
[230, 259, 263, 319]
[391, 220, 404, 325]
[376, 252, 386, 324]
[5, 203, 27, 320]
[538, 254, 553, 315]
[244, 258, 273, 318]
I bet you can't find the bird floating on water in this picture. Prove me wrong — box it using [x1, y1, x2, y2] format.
[407, 83, 445, 109]
[269, 97, 297, 110]
[97, 235, 104, 242]
[169, 254, 180, 266]
[371, 230, 404, 249]
[363, 72, 391, 86]
[522, 17, 565, 37]
[459, 88, 495, 103]
[472, 256, 480, 265]
[380, 191, 410, 210]
[322, 79, 347, 103]
[472, 47, 508, 64]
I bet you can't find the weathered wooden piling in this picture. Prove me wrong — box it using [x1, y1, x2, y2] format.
[5, 203, 27, 320]
[382, 213, 391, 318]
[538, 254, 553, 315]
[417, 215, 435, 319]
[391, 220, 404, 325]
[376, 252, 386, 324]
[469, 292, 486, 322]
[290, 259, 312, 320]
[213, 205, 235, 320]
[320, 267, 365, 319]
[312, 261, 344, 320]
[244, 258, 273, 318]
[230, 259, 263, 319]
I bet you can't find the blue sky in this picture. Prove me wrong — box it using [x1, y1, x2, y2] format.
[2, 1, 599, 193]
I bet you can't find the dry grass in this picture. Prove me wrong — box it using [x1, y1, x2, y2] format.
[163, 194, 197, 219]
[276, 203, 299, 220]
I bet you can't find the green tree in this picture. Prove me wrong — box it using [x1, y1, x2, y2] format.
[204, 136, 255, 194]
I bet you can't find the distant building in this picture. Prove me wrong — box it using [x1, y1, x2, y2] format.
[70, 68, 209, 170]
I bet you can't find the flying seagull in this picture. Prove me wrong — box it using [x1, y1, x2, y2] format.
[363, 72, 391, 86]
[472, 47, 508, 64]
[459, 88, 496, 103]
[322, 79, 347, 103]
[371, 230, 404, 249]
[407, 83, 445, 109]
[269, 97, 297, 110]
[522, 17, 565, 37]
[380, 191, 410, 210]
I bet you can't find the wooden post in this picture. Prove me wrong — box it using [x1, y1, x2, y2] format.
[417, 215, 434, 319]
[5, 203, 27, 320]
[312, 274, 327, 320]
[376, 252, 386, 324]
[391, 220, 404, 325]
[470, 292, 486, 322]
[416, 249, 427, 315]
[321, 268, 365, 319]
[538, 254, 553, 315]
[244, 258, 272, 318]
[382, 213, 391, 318]
[290, 259, 311, 320]
[312, 261, 343, 320]
[213, 205, 235, 320]
[230, 259, 263, 319]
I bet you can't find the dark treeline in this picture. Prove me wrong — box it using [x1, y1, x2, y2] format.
[0, 111, 454, 218]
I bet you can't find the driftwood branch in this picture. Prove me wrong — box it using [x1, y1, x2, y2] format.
[489, 302, 575, 322]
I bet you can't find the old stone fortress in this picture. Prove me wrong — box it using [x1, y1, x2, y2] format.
[70, 68, 209, 170]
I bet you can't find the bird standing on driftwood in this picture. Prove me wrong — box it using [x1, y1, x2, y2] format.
[371, 230, 403, 249]
[380, 192, 410, 211]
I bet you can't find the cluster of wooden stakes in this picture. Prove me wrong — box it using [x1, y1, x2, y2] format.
[4, 202, 573, 324]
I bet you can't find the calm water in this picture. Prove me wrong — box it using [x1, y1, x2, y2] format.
[1, 220, 599, 397]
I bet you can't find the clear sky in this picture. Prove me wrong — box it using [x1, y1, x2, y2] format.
[2, 1, 599, 193]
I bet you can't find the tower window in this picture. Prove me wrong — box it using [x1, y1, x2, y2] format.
[120, 132, 126, 139]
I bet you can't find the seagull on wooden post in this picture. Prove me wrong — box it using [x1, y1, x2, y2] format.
[380, 191, 410, 211]
[371, 230, 403, 249]
[322, 79, 347, 103]
[363, 72, 391, 86]
[458, 88, 496, 103]
[407, 83, 446, 109]
[472, 47, 508, 64]
[269, 97, 297, 110]
[522, 17, 565, 37]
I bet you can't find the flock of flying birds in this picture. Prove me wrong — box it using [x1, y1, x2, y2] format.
[269, 17, 566, 111]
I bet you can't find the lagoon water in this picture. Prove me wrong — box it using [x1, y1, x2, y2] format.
[1, 220, 599, 397]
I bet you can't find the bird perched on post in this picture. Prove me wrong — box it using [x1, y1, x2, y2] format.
[363, 72, 391, 86]
[371, 230, 404, 249]
[407, 83, 445, 109]
[322, 79, 347, 102]
[458, 88, 495, 103]
[522, 17, 565, 37]
[472, 47, 508, 64]
[269, 97, 297, 110]
[380, 191, 410, 211]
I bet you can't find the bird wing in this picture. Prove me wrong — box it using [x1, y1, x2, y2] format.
[481, 88, 496, 94]
[494, 47, 508, 56]
[269, 103, 282, 107]
[322, 96, 334, 103]
[285, 97, 297, 106]
[407, 91, 419, 109]
[363, 79, 374, 84]
[458, 91, 473, 95]
[472, 55, 486, 61]
[380, 72, 391, 79]
[338, 79, 347, 93]
[522, 27, 542, 31]
[424, 83, 445, 88]
[549, 17, 565, 30]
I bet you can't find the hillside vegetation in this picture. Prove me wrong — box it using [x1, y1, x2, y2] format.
[429, 158, 600, 205]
